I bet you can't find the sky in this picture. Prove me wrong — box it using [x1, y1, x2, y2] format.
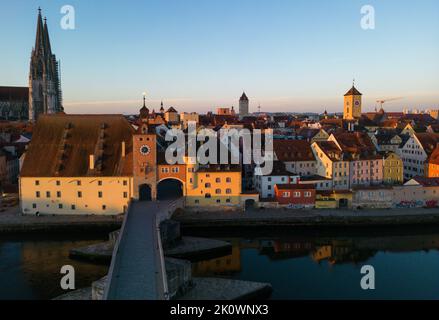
[1, 0, 439, 114]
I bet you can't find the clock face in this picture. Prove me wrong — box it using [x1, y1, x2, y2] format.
[140, 145, 151, 155]
[355, 101, 360, 106]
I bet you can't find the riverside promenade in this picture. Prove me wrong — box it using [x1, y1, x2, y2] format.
[0, 206, 123, 234]
[175, 208, 439, 228]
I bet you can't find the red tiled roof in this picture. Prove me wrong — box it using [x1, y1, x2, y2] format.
[0, 86, 29, 101]
[412, 176, 439, 187]
[315, 141, 342, 161]
[21, 114, 134, 177]
[415, 133, 439, 155]
[344, 86, 362, 96]
[274, 140, 315, 162]
[275, 183, 315, 190]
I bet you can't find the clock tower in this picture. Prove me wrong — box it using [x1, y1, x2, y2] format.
[343, 85, 362, 120]
[133, 103, 157, 200]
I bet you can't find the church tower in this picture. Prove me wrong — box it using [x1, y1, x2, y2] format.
[133, 97, 157, 200]
[239, 92, 249, 118]
[29, 8, 63, 121]
[343, 84, 362, 120]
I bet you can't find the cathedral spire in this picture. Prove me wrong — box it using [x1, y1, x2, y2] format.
[34, 8, 44, 54]
[43, 17, 52, 56]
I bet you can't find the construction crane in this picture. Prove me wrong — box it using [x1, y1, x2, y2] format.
[376, 97, 403, 110]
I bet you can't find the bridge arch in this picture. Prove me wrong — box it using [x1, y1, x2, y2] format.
[157, 178, 184, 201]
[138, 184, 152, 202]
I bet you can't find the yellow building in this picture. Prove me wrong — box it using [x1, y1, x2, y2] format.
[20, 114, 134, 215]
[20, 177, 132, 215]
[186, 162, 243, 209]
[343, 85, 362, 120]
[382, 152, 403, 185]
[316, 190, 353, 209]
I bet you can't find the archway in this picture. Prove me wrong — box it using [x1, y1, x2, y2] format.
[157, 179, 183, 201]
[245, 199, 256, 211]
[339, 198, 349, 208]
[139, 184, 152, 201]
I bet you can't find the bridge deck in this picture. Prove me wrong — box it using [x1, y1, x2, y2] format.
[104, 201, 171, 300]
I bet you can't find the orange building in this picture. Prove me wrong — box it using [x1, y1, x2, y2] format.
[426, 145, 439, 178]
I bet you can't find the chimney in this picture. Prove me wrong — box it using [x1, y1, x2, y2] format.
[89, 155, 95, 170]
[121, 141, 126, 158]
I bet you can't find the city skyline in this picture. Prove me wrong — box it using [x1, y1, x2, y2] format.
[1, 0, 439, 114]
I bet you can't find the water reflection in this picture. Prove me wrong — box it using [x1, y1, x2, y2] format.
[190, 229, 439, 299]
[0, 237, 108, 300]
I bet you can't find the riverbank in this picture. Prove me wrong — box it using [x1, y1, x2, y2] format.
[175, 208, 439, 228]
[0, 207, 122, 234]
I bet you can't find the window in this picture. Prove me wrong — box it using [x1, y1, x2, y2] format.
[57, 191, 61, 198]
[216, 178, 221, 183]
[282, 192, 290, 198]
[71, 205, 76, 210]
[304, 191, 312, 198]
[46, 191, 51, 198]
[294, 192, 301, 198]
[161, 168, 169, 173]
[226, 199, 231, 203]
[172, 167, 179, 173]
[123, 180, 128, 186]
[35, 180, 40, 186]
[226, 189, 232, 194]
[56, 181, 61, 186]
[215, 189, 221, 194]
[205, 193, 211, 198]
[78, 191, 82, 198]
[205, 183, 211, 188]
[98, 191, 103, 198]
[58, 204, 63, 209]
[226, 177, 232, 183]
[77, 180, 81, 186]
[195, 199, 199, 204]
[102, 205, 106, 210]
[36, 191, 40, 198]
[32, 203, 37, 209]
[98, 181, 103, 186]
[123, 192, 128, 198]
[216, 199, 221, 203]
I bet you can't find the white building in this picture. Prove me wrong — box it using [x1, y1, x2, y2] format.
[254, 162, 299, 199]
[398, 133, 439, 180]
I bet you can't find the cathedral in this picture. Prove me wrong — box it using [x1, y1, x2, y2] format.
[0, 8, 63, 121]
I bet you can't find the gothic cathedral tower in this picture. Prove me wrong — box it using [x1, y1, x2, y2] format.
[132, 99, 157, 201]
[29, 8, 63, 122]
[343, 85, 362, 120]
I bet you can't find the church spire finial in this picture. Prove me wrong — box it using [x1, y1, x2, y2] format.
[142, 92, 147, 108]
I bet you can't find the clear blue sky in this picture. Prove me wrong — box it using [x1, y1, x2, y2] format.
[1, 0, 439, 114]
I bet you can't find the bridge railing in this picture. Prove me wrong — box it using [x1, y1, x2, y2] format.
[103, 200, 132, 300]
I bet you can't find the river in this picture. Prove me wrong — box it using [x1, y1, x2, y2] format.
[1, 227, 439, 300]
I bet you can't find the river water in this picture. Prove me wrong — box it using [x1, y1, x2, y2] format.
[1, 227, 439, 300]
